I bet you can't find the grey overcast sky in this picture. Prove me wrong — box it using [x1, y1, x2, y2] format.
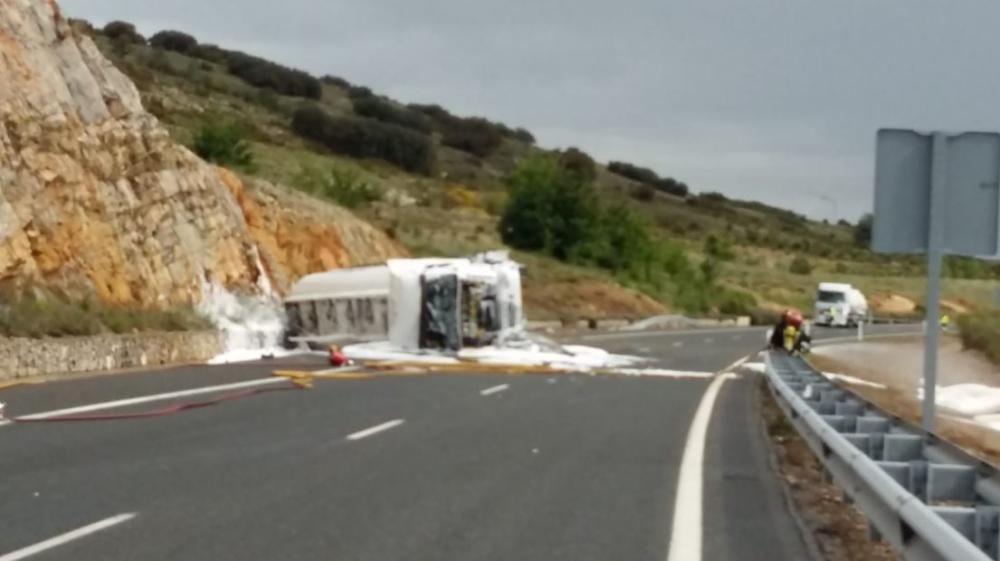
[60, 0, 1000, 220]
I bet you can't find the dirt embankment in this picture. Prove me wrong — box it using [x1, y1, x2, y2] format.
[520, 279, 667, 321]
[811, 339, 1000, 464]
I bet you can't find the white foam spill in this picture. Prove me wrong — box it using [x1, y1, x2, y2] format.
[341, 341, 643, 371]
[200, 255, 297, 364]
[823, 372, 888, 390]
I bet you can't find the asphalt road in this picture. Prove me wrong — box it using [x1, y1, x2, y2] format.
[0, 324, 915, 561]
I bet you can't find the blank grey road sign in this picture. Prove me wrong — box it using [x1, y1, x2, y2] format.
[873, 129, 1000, 256]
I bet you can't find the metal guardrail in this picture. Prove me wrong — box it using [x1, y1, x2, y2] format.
[764, 351, 999, 561]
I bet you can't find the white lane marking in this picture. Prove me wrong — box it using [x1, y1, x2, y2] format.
[723, 355, 750, 373]
[311, 366, 362, 375]
[480, 384, 510, 396]
[666, 373, 731, 561]
[346, 419, 405, 441]
[14, 378, 284, 422]
[672, 342, 683, 348]
[703, 338, 714, 343]
[0, 420, 10, 428]
[0, 513, 136, 561]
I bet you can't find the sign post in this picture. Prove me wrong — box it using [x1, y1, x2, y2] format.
[919, 134, 947, 432]
[873, 129, 1000, 433]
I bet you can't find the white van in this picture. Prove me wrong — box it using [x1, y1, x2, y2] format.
[814, 282, 868, 327]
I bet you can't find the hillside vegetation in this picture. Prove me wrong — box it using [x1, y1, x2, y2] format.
[76, 19, 1000, 322]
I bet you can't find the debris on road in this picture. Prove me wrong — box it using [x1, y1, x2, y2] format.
[340, 330, 643, 372]
[823, 373, 888, 390]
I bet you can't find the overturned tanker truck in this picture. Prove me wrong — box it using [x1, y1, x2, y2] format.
[281, 251, 523, 351]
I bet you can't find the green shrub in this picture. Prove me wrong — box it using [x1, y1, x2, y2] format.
[718, 289, 757, 316]
[587, 204, 656, 276]
[193, 121, 256, 171]
[500, 157, 600, 259]
[608, 161, 659, 184]
[704, 234, 735, 261]
[353, 96, 432, 133]
[409, 103, 451, 121]
[410, 103, 531, 145]
[102, 21, 145, 44]
[607, 161, 688, 196]
[293, 165, 382, 208]
[0, 292, 210, 338]
[834, 262, 849, 274]
[441, 117, 504, 158]
[149, 30, 198, 53]
[958, 312, 1000, 364]
[225, 50, 321, 99]
[191, 43, 228, 64]
[655, 177, 689, 198]
[321, 75, 351, 88]
[409, 103, 507, 157]
[513, 128, 536, 144]
[558, 147, 597, 182]
[291, 105, 436, 175]
[789, 256, 813, 275]
[348, 85, 375, 99]
[500, 157, 660, 279]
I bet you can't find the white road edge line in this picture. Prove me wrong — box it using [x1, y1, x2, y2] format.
[0, 512, 136, 561]
[480, 384, 510, 396]
[13, 378, 284, 422]
[346, 419, 405, 441]
[666, 373, 731, 561]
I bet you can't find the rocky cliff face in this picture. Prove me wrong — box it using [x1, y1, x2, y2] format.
[0, 0, 404, 306]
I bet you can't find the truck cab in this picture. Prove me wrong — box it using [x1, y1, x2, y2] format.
[814, 282, 868, 327]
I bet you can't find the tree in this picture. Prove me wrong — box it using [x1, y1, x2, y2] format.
[513, 128, 536, 144]
[226, 51, 321, 100]
[558, 147, 597, 182]
[854, 213, 874, 247]
[353, 96, 432, 133]
[440, 117, 504, 158]
[150, 30, 198, 53]
[291, 105, 436, 175]
[102, 21, 144, 44]
[192, 121, 255, 171]
[499, 157, 600, 259]
[320, 75, 351, 88]
[608, 161, 659, 184]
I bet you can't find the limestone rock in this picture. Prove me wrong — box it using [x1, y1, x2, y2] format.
[0, 0, 404, 306]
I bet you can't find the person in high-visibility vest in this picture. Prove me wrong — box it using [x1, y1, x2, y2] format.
[770, 309, 805, 353]
[940, 314, 951, 329]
